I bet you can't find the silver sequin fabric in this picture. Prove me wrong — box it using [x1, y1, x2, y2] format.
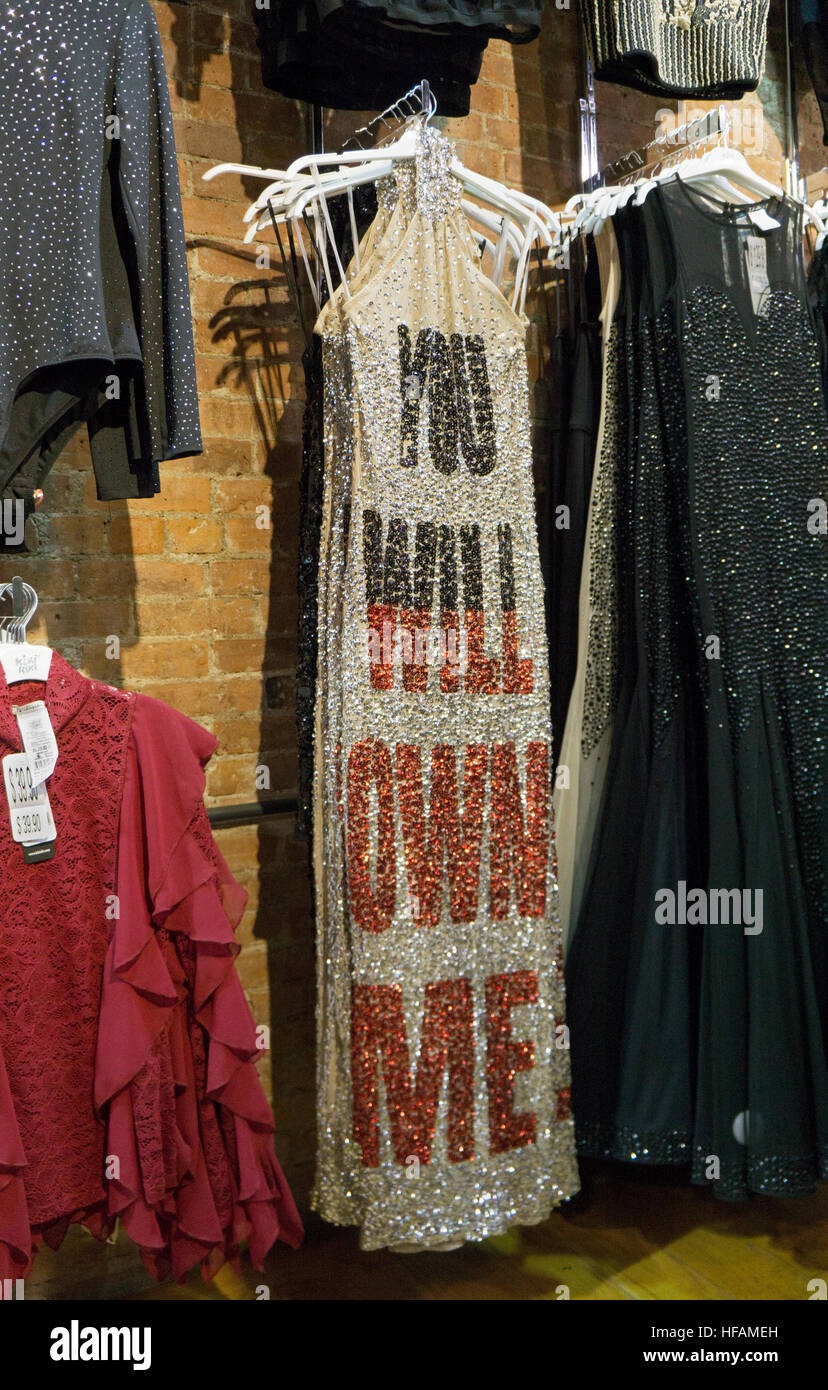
[0, 0, 200, 470]
[312, 128, 579, 1250]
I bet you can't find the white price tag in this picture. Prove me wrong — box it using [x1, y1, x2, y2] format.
[13, 700, 58, 783]
[0, 645, 52, 685]
[2, 754, 56, 844]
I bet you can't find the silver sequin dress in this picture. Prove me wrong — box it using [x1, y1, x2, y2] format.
[312, 129, 579, 1250]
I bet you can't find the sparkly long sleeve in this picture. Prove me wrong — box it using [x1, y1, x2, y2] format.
[113, 0, 202, 465]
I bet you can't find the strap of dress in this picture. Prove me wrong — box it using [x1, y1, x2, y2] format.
[413, 126, 462, 222]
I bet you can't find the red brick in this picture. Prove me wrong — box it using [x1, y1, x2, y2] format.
[484, 116, 522, 153]
[130, 559, 208, 595]
[108, 515, 165, 555]
[209, 557, 276, 594]
[117, 639, 210, 681]
[225, 516, 274, 552]
[165, 517, 223, 554]
[132, 597, 214, 635]
[131, 477, 212, 514]
[471, 82, 507, 118]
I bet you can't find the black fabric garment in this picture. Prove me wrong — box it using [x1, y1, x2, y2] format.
[254, 0, 487, 114]
[801, 0, 828, 144]
[0, 0, 201, 532]
[579, 0, 770, 98]
[0, 361, 162, 553]
[566, 184, 828, 1201]
[540, 286, 574, 698]
[546, 240, 602, 767]
[808, 236, 828, 403]
[313, 0, 542, 41]
[566, 197, 708, 1179]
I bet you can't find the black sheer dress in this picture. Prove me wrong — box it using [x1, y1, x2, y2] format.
[567, 183, 828, 1200]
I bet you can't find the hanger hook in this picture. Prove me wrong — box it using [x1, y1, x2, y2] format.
[0, 578, 38, 643]
[0, 584, 10, 643]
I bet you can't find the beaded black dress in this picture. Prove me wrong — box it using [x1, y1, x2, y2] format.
[566, 183, 828, 1200]
[545, 241, 602, 769]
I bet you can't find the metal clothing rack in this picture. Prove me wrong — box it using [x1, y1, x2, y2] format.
[207, 797, 298, 829]
[579, 58, 599, 191]
[784, 0, 800, 196]
[598, 104, 730, 186]
[342, 80, 434, 152]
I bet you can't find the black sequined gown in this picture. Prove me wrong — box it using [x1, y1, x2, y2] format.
[567, 183, 828, 1200]
[545, 241, 602, 769]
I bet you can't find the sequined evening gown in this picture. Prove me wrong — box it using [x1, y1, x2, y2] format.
[312, 129, 578, 1250]
[545, 238, 602, 771]
[553, 219, 624, 950]
[566, 183, 828, 1200]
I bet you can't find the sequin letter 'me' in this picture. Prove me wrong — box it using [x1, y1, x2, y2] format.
[486, 972, 538, 1153]
[351, 979, 475, 1166]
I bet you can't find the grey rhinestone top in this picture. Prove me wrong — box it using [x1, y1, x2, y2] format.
[0, 0, 201, 496]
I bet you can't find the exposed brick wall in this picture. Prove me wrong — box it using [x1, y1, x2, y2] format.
[4, 0, 818, 1297]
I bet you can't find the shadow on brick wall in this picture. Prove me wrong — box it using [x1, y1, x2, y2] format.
[166, 4, 318, 1208]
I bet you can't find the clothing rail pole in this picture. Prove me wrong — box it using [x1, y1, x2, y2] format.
[311, 102, 324, 158]
[585, 58, 598, 188]
[578, 26, 599, 192]
[207, 798, 299, 830]
[784, 0, 801, 196]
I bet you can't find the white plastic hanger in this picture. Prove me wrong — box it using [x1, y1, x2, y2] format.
[207, 81, 560, 313]
[265, 138, 552, 245]
[207, 148, 536, 302]
[554, 141, 827, 260]
[255, 123, 552, 309]
[0, 579, 52, 684]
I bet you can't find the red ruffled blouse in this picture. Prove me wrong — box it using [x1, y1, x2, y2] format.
[0, 653, 303, 1284]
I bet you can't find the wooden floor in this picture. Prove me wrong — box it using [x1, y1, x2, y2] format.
[27, 1169, 828, 1301]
